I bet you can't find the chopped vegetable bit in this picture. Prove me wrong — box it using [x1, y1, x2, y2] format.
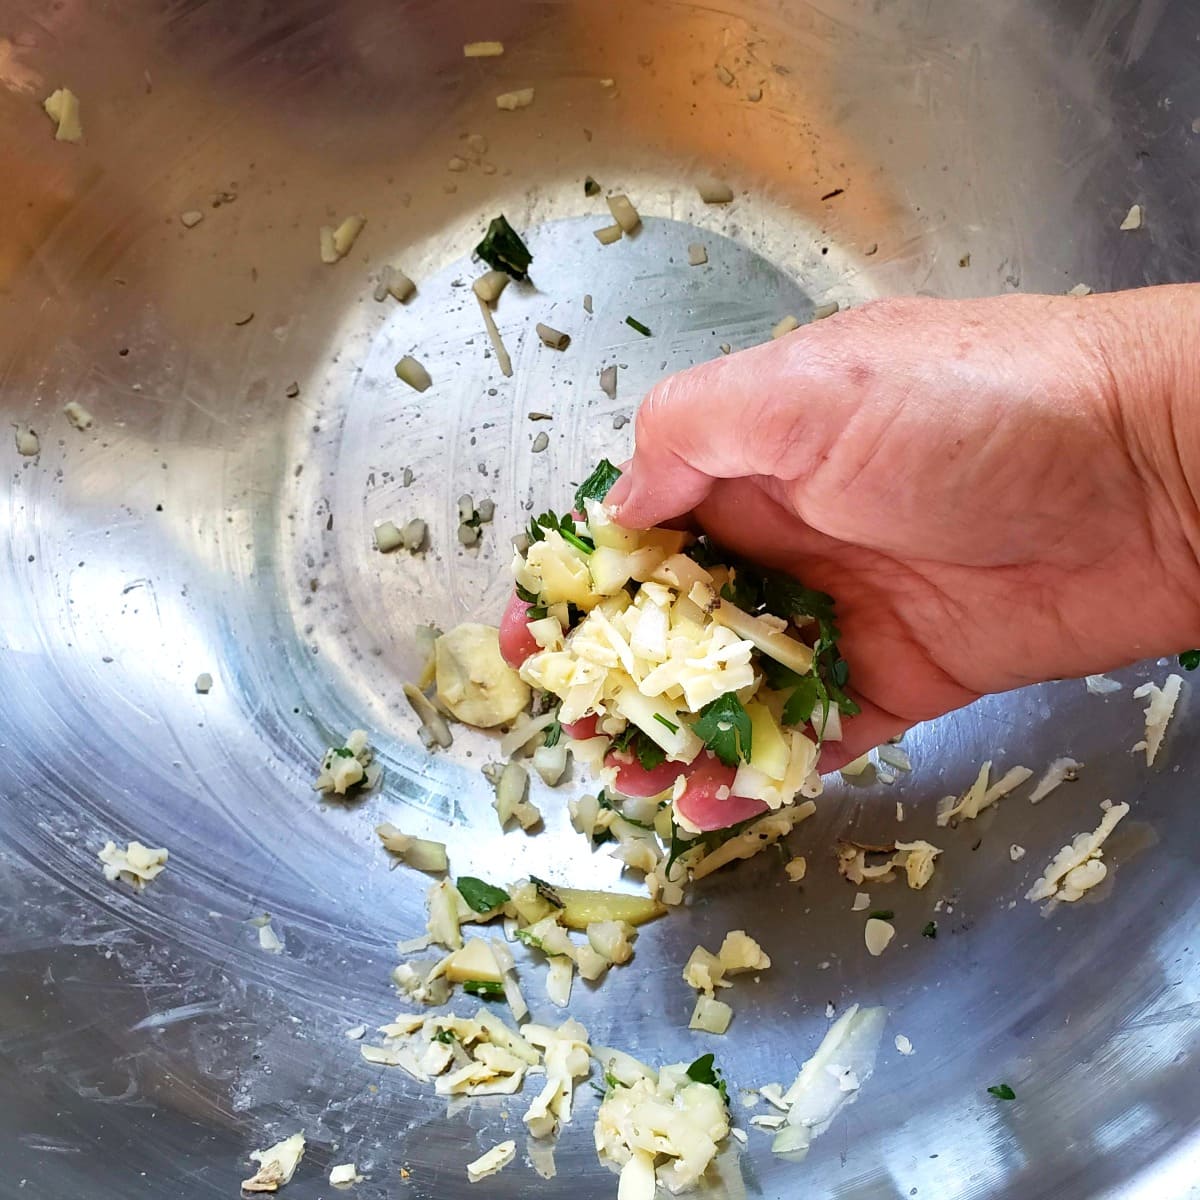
[698, 180, 734, 204]
[625, 315, 652, 336]
[685, 1053, 730, 1105]
[496, 87, 535, 110]
[395, 355, 432, 392]
[98, 840, 168, 890]
[868, 909, 894, 921]
[15, 427, 39, 456]
[475, 214, 532, 280]
[584, 176, 601, 197]
[606, 193, 641, 234]
[535, 322, 570, 350]
[466, 1140, 516, 1182]
[1119, 204, 1143, 231]
[456, 876, 510, 913]
[43, 87, 82, 141]
[194, 673, 213, 694]
[375, 825, 449, 874]
[242, 1132, 305, 1193]
[593, 223, 623, 245]
[329, 1162, 363, 1187]
[688, 242, 708, 266]
[463, 979, 505, 998]
[1179, 649, 1200, 670]
[180, 210, 204, 228]
[463, 40, 504, 57]
[771, 315, 799, 339]
[988, 1083, 1016, 1101]
[319, 215, 366, 263]
[921, 921, 937, 939]
[64, 401, 94, 431]
[864, 917, 894, 956]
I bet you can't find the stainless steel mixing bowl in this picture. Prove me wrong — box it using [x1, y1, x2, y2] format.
[4, 2, 1199, 1197]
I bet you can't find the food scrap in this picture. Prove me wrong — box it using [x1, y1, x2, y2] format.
[242, 1132, 305, 1193]
[43, 87, 82, 141]
[1026, 801, 1130, 906]
[98, 840, 169, 890]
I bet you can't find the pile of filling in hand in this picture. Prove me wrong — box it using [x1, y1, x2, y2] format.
[498, 459, 856, 842]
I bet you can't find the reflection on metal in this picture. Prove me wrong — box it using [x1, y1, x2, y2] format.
[3, 1, 1200, 1197]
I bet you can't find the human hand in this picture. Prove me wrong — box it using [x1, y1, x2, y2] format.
[605, 290, 1200, 768]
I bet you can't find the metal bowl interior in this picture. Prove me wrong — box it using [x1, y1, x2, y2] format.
[3, 2, 1200, 1198]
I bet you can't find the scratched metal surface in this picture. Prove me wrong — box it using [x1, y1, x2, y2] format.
[3, 1, 1200, 1197]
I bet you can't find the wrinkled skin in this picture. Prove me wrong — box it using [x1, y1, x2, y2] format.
[607, 290, 1200, 768]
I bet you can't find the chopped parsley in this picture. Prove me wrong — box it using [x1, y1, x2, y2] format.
[987, 1083, 1016, 1101]
[462, 979, 505, 999]
[574, 458, 623, 509]
[685, 1053, 730, 1105]
[456, 876, 510, 914]
[625, 315, 652, 337]
[514, 928, 544, 950]
[1180, 649, 1200, 670]
[530, 875, 564, 908]
[868, 910, 895, 921]
[921, 921, 937, 939]
[691, 692, 753, 767]
[526, 510, 595, 556]
[432, 1028, 457, 1044]
[514, 580, 548, 620]
[604, 1071, 626, 1090]
[610, 725, 667, 772]
[652, 712, 680, 734]
[332, 747, 356, 759]
[543, 716, 563, 748]
[475, 214, 532, 280]
[760, 658, 821, 726]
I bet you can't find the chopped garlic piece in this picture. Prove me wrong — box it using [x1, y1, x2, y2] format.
[1010, 844, 1026, 861]
[1067, 282, 1093, 297]
[496, 88, 535, 110]
[864, 918, 894, 956]
[876, 744, 912, 772]
[320, 216, 366, 263]
[606, 193, 641, 234]
[1086, 673, 1122, 694]
[1026, 801, 1130, 904]
[242, 1132, 305, 1193]
[894, 1034, 914, 1056]
[466, 1140, 516, 1182]
[771, 315, 799, 339]
[812, 301, 840, 320]
[43, 87, 82, 141]
[1132, 674, 1183, 765]
[180, 209, 204, 228]
[258, 923, 284, 953]
[593, 223, 623, 245]
[329, 1163, 363, 1187]
[15, 427, 39, 456]
[98, 840, 168, 890]
[687, 242, 708, 266]
[463, 41, 504, 57]
[194, 672, 213, 693]
[314, 729, 375, 795]
[851, 891, 870, 911]
[535, 322, 571, 350]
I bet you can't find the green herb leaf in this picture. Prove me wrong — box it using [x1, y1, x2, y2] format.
[456, 876, 510, 914]
[691, 693, 753, 767]
[527, 510, 596, 556]
[574, 459, 623, 509]
[685, 1053, 730, 1105]
[987, 1083, 1016, 1101]
[666, 820, 699, 872]
[462, 979, 505, 999]
[610, 725, 667, 772]
[1180, 649, 1200, 670]
[868, 910, 894, 921]
[475, 214, 532, 280]
[530, 875, 564, 908]
[514, 928, 545, 950]
[921, 921, 937, 939]
[781, 675, 821, 726]
[544, 717, 563, 748]
[604, 1071, 625, 1090]
[652, 712, 680, 734]
[433, 1028, 457, 1044]
[625, 315, 652, 337]
[333, 747, 356, 758]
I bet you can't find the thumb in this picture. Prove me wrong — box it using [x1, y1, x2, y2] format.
[606, 332, 841, 530]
